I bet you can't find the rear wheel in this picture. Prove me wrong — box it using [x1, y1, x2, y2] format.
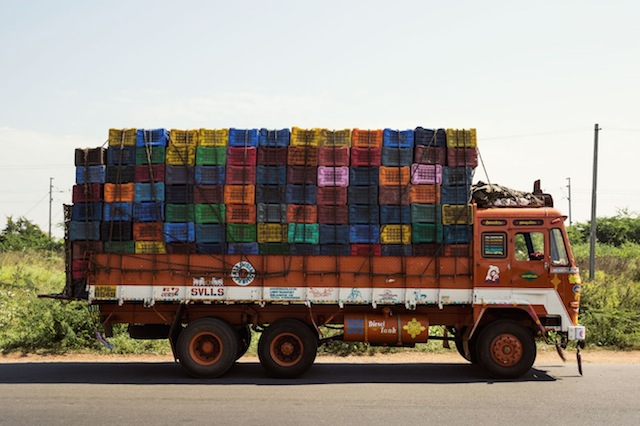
[258, 319, 318, 378]
[177, 318, 237, 378]
[476, 320, 536, 379]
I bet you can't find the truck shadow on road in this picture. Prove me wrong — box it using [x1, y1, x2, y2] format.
[0, 361, 557, 385]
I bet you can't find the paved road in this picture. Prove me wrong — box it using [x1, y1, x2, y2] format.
[0, 360, 638, 425]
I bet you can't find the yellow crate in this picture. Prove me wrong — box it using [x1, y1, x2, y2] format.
[442, 204, 474, 225]
[135, 241, 166, 254]
[108, 128, 137, 146]
[257, 223, 288, 243]
[291, 127, 327, 147]
[380, 225, 412, 244]
[322, 129, 352, 147]
[445, 128, 477, 148]
[166, 145, 196, 166]
[198, 128, 229, 147]
[169, 129, 198, 147]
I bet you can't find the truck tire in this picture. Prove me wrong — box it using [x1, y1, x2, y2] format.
[236, 325, 252, 360]
[454, 327, 478, 364]
[476, 320, 536, 379]
[177, 318, 238, 378]
[258, 319, 318, 378]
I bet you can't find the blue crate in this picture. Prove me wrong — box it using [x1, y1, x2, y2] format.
[165, 222, 195, 243]
[442, 166, 473, 187]
[319, 225, 350, 244]
[257, 166, 287, 185]
[228, 242, 259, 255]
[259, 128, 290, 147]
[383, 129, 414, 148]
[228, 128, 259, 147]
[348, 185, 378, 205]
[69, 221, 101, 241]
[195, 223, 225, 243]
[107, 147, 136, 165]
[348, 205, 380, 224]
[285, 184, 317, 205]
[134, 182, 165, 203]
[256, 185, 286, 204]
[440, 185, 471, 205]
[349, 225, 380, 244]
[381, 244, 412, 256]
[443, 225, 472, 244]
[133, 202, 164, 222]
[380, 205, 410, 224]
[320, 244, 350, 255]
[382, 147, 413, 167]
[136, 128, 168, 147]
[195, 165, 226, 185]
[72, 203, 103, 221]
[76, 165, 106, 184]
[103, 202, 133, 221]
[289, 244, 320, 255]
[165, 166, 195, 185]
[196, 243, 226, 255]
[349, 167, 379, 186]
[414, 127, 446, 147]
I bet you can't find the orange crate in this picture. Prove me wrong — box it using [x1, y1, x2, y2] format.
[379, 166, 411, 186]
[133, 222, 164, 241]
[286, 204, 318, 224]
[351, 129, 383, 148]
[226, 204, 257, 223]
[442, 204, 474, 225]
[410, 184, 440, 204]
[257, 223, 288, 243]
[104, 183, 135, 202]
[224, 185, 255, 205]
[287, 146, 318, 166]
[169, 129, 198, 147]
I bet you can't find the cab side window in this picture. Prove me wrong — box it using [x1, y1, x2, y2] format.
[514, 232, 544, 261]
[550, 228, 569, 266]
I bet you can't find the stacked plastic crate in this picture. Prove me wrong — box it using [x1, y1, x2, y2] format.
[165, 129, 195, 252]
[287, 128, 320, 254]
[349, 129, 382, 254]
[442, 129, 477, 254]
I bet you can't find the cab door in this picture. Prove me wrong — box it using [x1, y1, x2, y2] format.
[509, 224, 548, 289]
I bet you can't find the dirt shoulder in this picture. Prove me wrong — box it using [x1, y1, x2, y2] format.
[1, 349, 638, 365]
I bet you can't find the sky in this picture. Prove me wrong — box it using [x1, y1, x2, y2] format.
[1, 0, 638, 238]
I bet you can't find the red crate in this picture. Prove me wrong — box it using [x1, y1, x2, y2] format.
[447, 147, 478, 168]
[287, 165, 317, 185]
[414, 145, 446, 165]
[72, 184, 102, 203]
[134, 164, 165, 182]
[317, 205, 348, 224]
[194, 185, 224, 204]
[286, 204, 317, 224]
[287, 146, 318, 166]
[227, 147, 257, 166]
[351, 147, 382, 166]
[350, 244, 381, 256]
[257, 147, 288, 165]
[226, 165, 257, 185]
[351, 129, 383, 148]
[226, 204, 257, 223]
[316, 186, 347, 205]
[409, 184, 439, 204]
[72, 241, 103, 259]
[133, 222, 164, 241]
[379, 185, 411, 205]
[318, 146, 350, 166]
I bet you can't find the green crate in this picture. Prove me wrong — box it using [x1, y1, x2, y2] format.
[411, 204, 441, 224]
[165, 204, 195, 223]
[412, 223, 443, 243]
[104, 241, 135, 254]
[135, 146, 166, 164]
[288, 223, 320, 244]
[259, 243, 290, 254]
[195, 204, 226, 224]
[196, 146, 227, 165]
[226, 223, 257, 243]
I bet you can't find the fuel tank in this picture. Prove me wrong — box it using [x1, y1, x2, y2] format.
[344, 312, 429, 346]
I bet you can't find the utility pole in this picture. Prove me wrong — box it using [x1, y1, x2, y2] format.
[589, 124, 601, 281]
[566, 177, 572, 226]
[49, 177, 53, 238]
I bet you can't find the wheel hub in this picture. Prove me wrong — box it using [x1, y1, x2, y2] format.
[490, 333, 523, 366]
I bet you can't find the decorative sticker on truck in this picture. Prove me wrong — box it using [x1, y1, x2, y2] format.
[485, 265, 501, 284]
[520, 271, 539, 281]
[403, 318, 427, 339]
[231, 261, 256, 286]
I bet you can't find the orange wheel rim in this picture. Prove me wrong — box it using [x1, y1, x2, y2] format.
[189, 332, 223, 366]
[270, 333, 303, 367]
[490, 333, 523, 367]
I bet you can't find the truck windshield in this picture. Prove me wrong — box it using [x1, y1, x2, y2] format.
[550, 228, 569, 266]
[514, 232, 544, 261]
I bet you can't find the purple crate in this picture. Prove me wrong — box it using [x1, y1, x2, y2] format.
[411, 164, 442, 185]
[317, 166, 349, 187]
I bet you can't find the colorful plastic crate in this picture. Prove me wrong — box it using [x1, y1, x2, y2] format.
[257, 223, 288, 243]
[226, 223, 257, 243]
[287, 146, 319, 166]
[381, 244, 412, 256]
[256, 185, 285, 204]
[198, 128, 228, 147]
[195, 204, 226, 224]
[256, 166, 287, 185]
[169, 129, 198, 147]
[226, 204, 257, 224]
[410, 164, 442, 185]
[103, 202, 133, 221]
[380, 205, 411, 224]
[196, 243, 226, 254]
[228, 128, 259, 147]
[69, 221, 101, 241]
[318, 166, 349, 187]
[165, 185, 194, 204]
[317, 205, 349, 224]
[135, 241, 166, 254]
[287, 204, 317, 224]
[410, 204, 440, 224]
[134, 182, 165, 203]
[317, 186, 348, 205]
[383, 129, 414, 148]
[409, 184, 439, 204]
[165, 222, 195, 243]
[442, 166, 473, 187]
[100, 221, 132, 241]
[412, 223, 444, 243]
[72, 184, 102, 203]
[349, 167, 379, 186]
[224, 185, 256, 205]
[291, 127, 325, 147]
[133, 202, 164, 222]
[226, 147, 257, 166]
[348, 185, 378, 205]
[382, 147, 413, 167]
[350, 244, 381, 256]
[443, 225, 472, 244]
[379, 166, 411, 186]
[257, 203, 287, 223]
[71, 203, 103, 222]
[257, 146, 288, 165]
[106, 147, 135, 165]
[105, 165, 135, 183]
[447, 147, 478, 168]
[351, 129, 383, 148]
[440, 185, 470, 205]
[76, 165, 106, 184]
[380, 224, 411, 244]
[348, 204, 380, 224]
[109, 128, 137, 147]
[259, 243, 290, 255]
[165, 145, 196, 166]
[285, 185, 317, 205]
[195, 165, 226, 185]
[414, 127, 446, 147]
[445, 128, 477, 148]
[259, 128, 291, 147]
[104, 241, 135, 254]
[165, 204, 195, 223]
[378, 186, 411, 206]
[196, 146, 226, 166]
[318, 146, 350, 166]
[194, 185, 224, 204]
[289, 244, 320, 255]
[195, 224, 225, 243]
[319, 244, 351, 255]
[322, 129, 351, 147]
[104, 183, 135, 203]
[288, 223, 320, 244]
[226, 165, 256, 185]
[133, 222, 164, 241]
[166, 166, 195, 185]
[319, 225, 350, 244]
[414, 145, 446, 165]
[228, 243, 259, 254]
[137, 129, 169, 147]
[350, 147, 382, 166]
[442, 204, 474, 225]
[135, 146, 166, 165]
[349, 225, 380, 244]
[287, 166, 318, 185]
[134, 164, 165, 182]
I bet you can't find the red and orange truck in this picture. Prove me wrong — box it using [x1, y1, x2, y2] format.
[64, 126, 585, 379]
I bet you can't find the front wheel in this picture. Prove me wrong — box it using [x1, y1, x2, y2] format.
[258, 319, 318, 378]
[476, 320, 536, 379]
[177, 318, 238, 378]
